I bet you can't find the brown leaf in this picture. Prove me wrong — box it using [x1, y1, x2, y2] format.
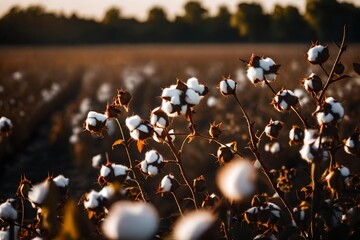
[353, 62, 360, 75]
[112, 139, 124, 149]
[137, 140, 145, 153]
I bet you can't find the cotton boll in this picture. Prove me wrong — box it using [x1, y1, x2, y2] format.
[247, 67, 264, 84]
[145, 150, 163, 164]
[83, 190, 101, 210]
[217, 158, 256, 201]
[111, 164, 129, 177]
[101, 201, 159, 240]
[0, 200, 17, 221]
[173, 210, 216, 240]
[92, 154, 103, 168]
[28, 180, 50, 206]
[218, 79, 236, 95]
[187, 77, 205, 94]
[125, 115, 141, 131]
[185, 88, 201, 105]
[52, 175, 69, 188]
[259, 57, 276, 71]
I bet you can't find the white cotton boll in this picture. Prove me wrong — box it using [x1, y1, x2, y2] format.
[106, 120, 116, 136]
[130, 129, 140, 140]
[140, 160, 148, 173]
[247, 67, 264, 83]
[85, 118, 97, 127]
[52, 175, 69, 188]
[173, 210, 216, 240]
[185, 88, 201, 105]
[97, 83, 112, 103]
[331, 102, 344, 117]
[307, 45, 324, 62]
[338, 166, 350, 178]
[92, 154, 103, 168]
[265, 73, 276, 81]
[217, 159, 256, 201]
[137, 124, 149, 134]
[79, 98, 92, 114]
[126, 115, 141, 131]
[145, 150, 162, 164]
[0, 117, 13, 129]
[304, 129, 318, 145]
[101, 201, 159, 240]
[207, 96, 218, 108]
[180, 104, 188, 115]
[345, 138, 354, 148]
[147, 165, 159, 176]
[300, 144, 314, 163]
[270, 142, 281, 154]
[99, 185, 115, 200]
[162, 88, 182, 100]
[219, 79, 235, 94]
[170, 94, 181, 105]
[84, 190, 100, 210]
[279, 100, 288, 111]
[294, 88, 310, 106]
[253, 159, 261, 169]
[0, 201, 17, 221]
[168, 129, 175, 142]
[161, 100, 175, 116]
[112, 164, 129, 177]
[259, 57, 276, 71]
[187, 77, 205, 94]
[160, 175, 173, 192]
[28, 181, 50, 205]
[317, 112, 334, 125]
[87, 111, 107, 122]
[100, 165, 111, 177]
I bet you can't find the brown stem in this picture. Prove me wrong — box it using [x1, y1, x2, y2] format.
[164, 129, 198, 209]
[318, 25, 347, 102]
[319, 63, 330, 77]
[264, 79, 309, 128]
[231, 92, 307, 238]
[115, 118, 147, 201]
[171, 192, 184, 216]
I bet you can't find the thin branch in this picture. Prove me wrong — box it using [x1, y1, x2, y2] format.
[319, 63, 330, 77]
[318, 25, 347, 102]
[164, 129, 198, 209]
[115, 118, 147, 202]
[171, 192, 184, 216]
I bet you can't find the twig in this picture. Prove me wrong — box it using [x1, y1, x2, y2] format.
[115, 118, 147, 202]
[318, 25, 347, 102]
[171, 192, 184, 216]
[164, 129, 198, 209]
[230, 92, 307, 238]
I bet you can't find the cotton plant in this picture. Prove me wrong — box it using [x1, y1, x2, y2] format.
[5, 28, 360, 240]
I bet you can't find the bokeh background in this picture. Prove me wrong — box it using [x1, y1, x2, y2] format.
[0, 0, 359, 218]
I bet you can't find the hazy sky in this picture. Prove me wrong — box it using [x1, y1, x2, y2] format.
[1, 0, 360, 20]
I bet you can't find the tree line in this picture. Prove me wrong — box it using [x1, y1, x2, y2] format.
[0, 0, 359, 45]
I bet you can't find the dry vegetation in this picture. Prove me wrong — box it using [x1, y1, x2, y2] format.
[0, 43, 359, 239]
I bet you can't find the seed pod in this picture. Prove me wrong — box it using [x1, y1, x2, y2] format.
[265, 120, 283, 139]
[114, 89, 132, 112]
[289, 125, 304, 146]
[272, 89, 298, 112]
[302, 73, 323, 93]
[193, 175, 206, 193]
[209, 122, 222, 139]
[0, 116, 13, 137]
[218, 78, 236, 96]
[307, 44, 330, 64]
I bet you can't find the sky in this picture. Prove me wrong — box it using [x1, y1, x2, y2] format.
[1, 0, 360, 21]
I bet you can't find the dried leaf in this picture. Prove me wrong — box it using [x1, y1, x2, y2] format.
[353, 62, 360, 75]
[187, 134, 194, 143]
[112, 139, 124, 149]
[137, 140, 145, 153]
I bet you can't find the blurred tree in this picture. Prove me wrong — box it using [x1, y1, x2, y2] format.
[183, 1, 208, 24]
[271, 5, 314, 42]
[231, 3, 270, 42]
[147, 7, 168, 23]
[102, 7, 121, 25]
[305, 0, 360, 41]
